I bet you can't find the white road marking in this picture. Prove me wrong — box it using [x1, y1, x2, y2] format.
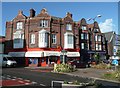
[18, 80, 24, 83]
[17, 78, 23, 80]
[40, 84, 46, 86]
[7, 75, 11, 77]
[24, 80, 30, 82]
[12, 79, 16, 80]
[25, 83, 30, 85]
[32, 81, 37, 84]
[13, 77, 17, 79]
[6, 77, 11, 80]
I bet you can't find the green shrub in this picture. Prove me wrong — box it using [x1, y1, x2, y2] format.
[91, 63, 111, 69]
[54, 63, 76, 73]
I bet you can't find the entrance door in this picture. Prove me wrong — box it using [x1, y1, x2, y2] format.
[29, 58, 38, 67]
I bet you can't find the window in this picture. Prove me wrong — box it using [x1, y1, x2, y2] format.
[96, 44, 98, 50]
[66, 24, 72, 30]
[30, 34, 35, 44]
[98, 44, 102, 50]
[95, 35, 97, 41]
[81, 34, 84, 39]
[40, 20, 48, 27]
[98, 35, 101, 41]
[17, 22, 23, 29]
[81, 26, 86, 30]
[68, 35, 73, 44]
[52, 34, 56, 44]
[13, 32, 24, 48]
[38, 29, 48, 48]
[81, 43, 84, 49]
[64, 32, 74, 49]
[85, 33, 88, 40]
[87, 43, 89, 50]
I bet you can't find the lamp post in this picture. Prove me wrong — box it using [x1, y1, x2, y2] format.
[61, 50, 67, 64]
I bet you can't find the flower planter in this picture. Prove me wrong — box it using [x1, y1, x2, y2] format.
[62, 84, 82, 88]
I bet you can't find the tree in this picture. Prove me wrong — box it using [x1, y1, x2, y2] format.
[116, 50, 120, 57]
[94, 53, 100, 64]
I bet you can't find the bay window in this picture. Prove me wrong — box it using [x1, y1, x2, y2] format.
[64, 32, 74, 49]
[17, 22, 23, 29]
[39, 29, 48, 48]
[66, 24, 72, 30]
[13, 31, 24, 48]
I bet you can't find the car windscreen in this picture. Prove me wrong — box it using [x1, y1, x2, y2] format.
[7, 57, 15, 61]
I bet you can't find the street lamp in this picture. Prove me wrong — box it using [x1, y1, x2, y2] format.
[87, 15, 102, 22]
[61, 50, 67, 64]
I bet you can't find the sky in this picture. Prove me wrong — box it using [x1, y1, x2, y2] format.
[1, 2, 119, 36]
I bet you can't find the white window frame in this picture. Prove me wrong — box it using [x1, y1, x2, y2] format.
[96, 44, 98, 50]
[98, 44, 102, 50]
[64, 32, 74, 49]
[66, 24, 72, 30]
[38, 29, 48, 48]
[13, 31, 24, 48]
[95, 35, 97, 41]
[17, 22, 23, 29]
[52, 34, 56, 44]
[81, 43, 84, 49]
[40, 20, 48, 28]
[68, 35, 73, 44]
[30, 34, 35, 44]
[81, 34, 84, 39]
[98, 35, 101, 41]
[81, 26, 86, 30]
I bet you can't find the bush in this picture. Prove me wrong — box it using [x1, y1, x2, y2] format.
[54, 63, 76, 73]
[91, 63, 111, 69]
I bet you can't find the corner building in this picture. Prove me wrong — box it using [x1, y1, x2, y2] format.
[5, 8, 107, 67]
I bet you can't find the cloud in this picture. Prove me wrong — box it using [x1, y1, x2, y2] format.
[99, 19, 116, 33]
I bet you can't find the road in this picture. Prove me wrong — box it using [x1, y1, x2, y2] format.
[1, 67, 89, 87]
[1, 67, 120, 88]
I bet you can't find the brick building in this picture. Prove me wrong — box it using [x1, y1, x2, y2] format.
[104, 31, 120, 59]
[5, 8, 107, 67]
[0, 36, 5, 54]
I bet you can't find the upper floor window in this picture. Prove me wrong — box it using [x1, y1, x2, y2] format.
[81, 26, 86, 30]
[13, 31, 24, 48]
[85, 33, 88, 40]
[98, 35, 101, 41]
[52, 34, 56, 44]
[64, 32, 74, 49]
[30, 34, 35, 44]
[40, 20, 48, 28]
[66, 24, 72, 30]
[81, 43, 84, 49]
[81, 34, 84, 39]
[17, 22, 23, 29]
[68, 35, 73, 44]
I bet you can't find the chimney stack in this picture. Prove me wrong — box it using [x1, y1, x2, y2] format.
[30, 8, 35, 17]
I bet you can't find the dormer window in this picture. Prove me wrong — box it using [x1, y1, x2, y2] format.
[81, 26, 86, 30]
[40, 20, 48, 28]
[66, 24, 72, 30]
[17, 22, 23, 29]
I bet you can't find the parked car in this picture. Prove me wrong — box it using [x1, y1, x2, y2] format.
[68, 60, 90, 68]
[0, 54, 17, 67]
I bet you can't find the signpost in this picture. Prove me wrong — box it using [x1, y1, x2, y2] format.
[61, 50, 67, 64]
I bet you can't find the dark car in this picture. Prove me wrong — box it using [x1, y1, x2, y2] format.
[68, 60, 90, 68]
